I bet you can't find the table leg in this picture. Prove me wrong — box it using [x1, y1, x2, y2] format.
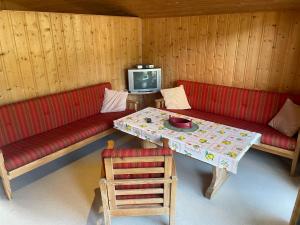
[141, 139, 158, 148]
[205, 166, 229, 199]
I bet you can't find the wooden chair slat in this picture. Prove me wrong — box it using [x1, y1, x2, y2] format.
[113, 167, 165, 175]
[108, 178, 172, 185]
[112, 156, 165, 163]
[116, 198, 164, 206]
[115, 188, 164, 195]
[110, 206, 169, 217]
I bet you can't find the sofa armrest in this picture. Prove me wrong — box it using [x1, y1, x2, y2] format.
[155, 98, 165, 109]
[127, 99, 139, 111]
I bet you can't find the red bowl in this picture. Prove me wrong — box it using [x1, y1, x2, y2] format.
[169, 116, 192, 129]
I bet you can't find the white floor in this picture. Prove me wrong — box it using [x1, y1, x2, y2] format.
[0, 133, 299, 225]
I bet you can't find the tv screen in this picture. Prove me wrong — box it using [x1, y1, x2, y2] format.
[133, 71, 157, 90]
[128, 68, 161, 93]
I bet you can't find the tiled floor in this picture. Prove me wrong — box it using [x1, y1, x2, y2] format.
[0, 133, 299, 225]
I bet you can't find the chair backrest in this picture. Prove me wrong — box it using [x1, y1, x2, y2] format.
[177, 80, 300, 125]
[101, 141, 173, 210]
[0, 82, 111, 147]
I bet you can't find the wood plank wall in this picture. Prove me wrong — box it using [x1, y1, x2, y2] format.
[142, 11, 300, 94]
[0, 10, 141, 106]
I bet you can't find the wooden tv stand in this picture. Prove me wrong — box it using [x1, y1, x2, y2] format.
[128, 91, 162, 109]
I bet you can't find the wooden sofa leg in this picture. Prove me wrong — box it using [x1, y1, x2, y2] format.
[291, 159, 297, 176]
[291, 155, 299, 176]
[291, 133, 300, 176]
[0, 152, 12, 200]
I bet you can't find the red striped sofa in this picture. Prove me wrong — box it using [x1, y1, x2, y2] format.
[0, 82, 136, 200]
[156, 80, 300, 175]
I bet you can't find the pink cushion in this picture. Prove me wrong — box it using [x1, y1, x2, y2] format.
[269, 99, 300, 137]
[177, 80, 300, 125]
[0, 83, 111, 147]
[101, 88, 128, 113]
[2, 110, 133, 171]
[168, 109, 297, 150]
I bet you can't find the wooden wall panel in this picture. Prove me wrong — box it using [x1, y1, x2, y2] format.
[142, 11, 300, 94]
[0, 10, 141, 105]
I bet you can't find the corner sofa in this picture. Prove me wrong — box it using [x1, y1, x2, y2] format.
[156, 80, 300, 175]
[0, 82, 137, 200]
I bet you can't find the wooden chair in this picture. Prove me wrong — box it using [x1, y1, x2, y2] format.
[99, 139, 177, 225]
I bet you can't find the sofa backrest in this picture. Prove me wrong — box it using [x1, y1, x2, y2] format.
[0, 82, 111, 147]
[177, 80, 300, 125]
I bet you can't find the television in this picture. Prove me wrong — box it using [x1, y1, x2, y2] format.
[128, 68, 161, 93]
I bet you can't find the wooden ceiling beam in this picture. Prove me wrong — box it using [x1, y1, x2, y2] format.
[1, 0, 300, 17]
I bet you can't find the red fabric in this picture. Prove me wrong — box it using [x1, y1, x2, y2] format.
[177, 80, 300, 125]
[102, 147, 172, 180]
[0, 83, 112, 147]
[102, 148, 172, 200]
[102, 148, 173, 158]
[116, 194, 163, 200]
[168, 109, 297, 150]
[2, 110, 133, 171]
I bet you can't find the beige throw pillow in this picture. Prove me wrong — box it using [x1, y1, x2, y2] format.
[101, 88, 128, 113]
[268, 99, 300, 137]
[161, 85, 191, 110]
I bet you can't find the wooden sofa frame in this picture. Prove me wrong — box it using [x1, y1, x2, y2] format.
[155, 98, 300, 176]
[0, 100, 138, 200]
[99, 139, 177, 225]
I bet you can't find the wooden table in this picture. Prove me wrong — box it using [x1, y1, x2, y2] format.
[114, 107, 261, 199]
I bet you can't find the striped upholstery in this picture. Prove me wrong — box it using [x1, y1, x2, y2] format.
[175, 80, 300, 151]
[102, 148, 173, 158]
[168, 109, 297, 150]
[102, 148, 172, 200]
[2, 110, 134, 171]
[0, 83, 111, 148]
[178, 80, 300, 125]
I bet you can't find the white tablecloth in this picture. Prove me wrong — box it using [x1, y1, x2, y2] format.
[114, 107, 261, 173]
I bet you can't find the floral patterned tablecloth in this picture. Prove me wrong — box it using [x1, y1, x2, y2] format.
[114, 107, 261, 174]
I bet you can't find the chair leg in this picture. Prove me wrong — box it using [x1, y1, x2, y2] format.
[0, 152, 12, 200]
[99, 179, 111, 225]
[169, 177, 177, 225]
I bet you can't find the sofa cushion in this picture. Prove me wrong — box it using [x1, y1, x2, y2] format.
[101, 88, 129, 113]
[2, 110, 133, 171]
[160, 85, 191, 109]
[168, 109, 297, 151]
[0, 83, 112, 147]
[269, 99, 300, 137]
[177, 80, 300, 125]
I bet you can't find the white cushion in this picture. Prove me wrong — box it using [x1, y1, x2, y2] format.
[100, 88, 128, 113]
[160, 85, 191, 110]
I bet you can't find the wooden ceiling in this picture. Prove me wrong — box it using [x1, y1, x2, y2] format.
[1, 0, 300, 17]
